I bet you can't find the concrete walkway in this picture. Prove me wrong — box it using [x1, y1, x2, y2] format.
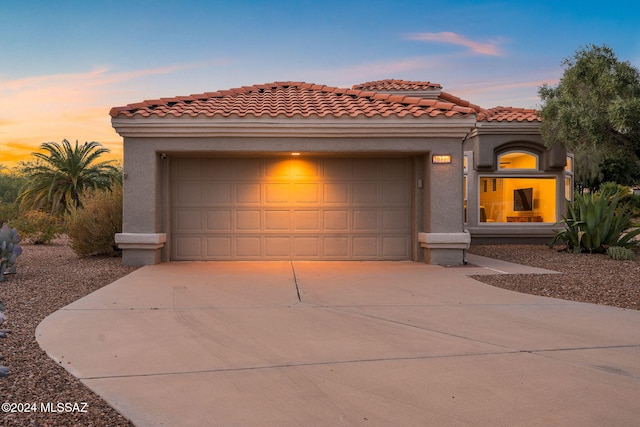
[37, 256, 640, 426]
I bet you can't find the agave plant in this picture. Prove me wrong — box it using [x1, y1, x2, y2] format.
[550, 188, 640, 253]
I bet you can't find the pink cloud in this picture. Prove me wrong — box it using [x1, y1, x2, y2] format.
[0, 60, 232, 167]
[405, 32, 503, 56]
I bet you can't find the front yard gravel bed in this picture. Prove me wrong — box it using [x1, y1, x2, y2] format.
[1, 238, 638, 425]
[0, 237, 137, 426]
[467, 244, 640, 311]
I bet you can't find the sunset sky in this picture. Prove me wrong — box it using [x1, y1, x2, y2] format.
[2, 1, 640, 169]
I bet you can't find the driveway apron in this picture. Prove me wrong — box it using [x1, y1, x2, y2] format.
[37, 257, 640, 426]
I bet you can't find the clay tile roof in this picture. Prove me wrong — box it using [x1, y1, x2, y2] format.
[478, 106, 541, 122]
[353, 79, 443, 91]
[437, 92, 483, 113]
[110, 81, 476, 119]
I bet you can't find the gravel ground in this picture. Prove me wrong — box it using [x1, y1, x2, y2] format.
[467, 244, 640, 311]
[0, 237, 137, 426]
[1, 238, 638, 426]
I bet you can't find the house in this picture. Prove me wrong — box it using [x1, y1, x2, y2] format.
[110, 79, 570, 266]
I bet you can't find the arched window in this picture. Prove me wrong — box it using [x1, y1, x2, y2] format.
[498, 151, 538, 170]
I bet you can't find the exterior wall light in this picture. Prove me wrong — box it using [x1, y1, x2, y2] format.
[432, 154, 451, 164]
[291, 152, 301, 156]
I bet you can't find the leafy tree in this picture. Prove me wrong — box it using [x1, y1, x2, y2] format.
[538, 44, 640, 190]
[17, 140, 119, 215]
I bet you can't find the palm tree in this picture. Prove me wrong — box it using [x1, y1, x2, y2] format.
[18, 140, 119, 215]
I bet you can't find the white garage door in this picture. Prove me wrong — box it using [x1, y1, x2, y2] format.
[171, 157, 412, 260]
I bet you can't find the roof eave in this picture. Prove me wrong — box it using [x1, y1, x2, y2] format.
[473, 120, 541, 135]
[111, 115, 477, 139]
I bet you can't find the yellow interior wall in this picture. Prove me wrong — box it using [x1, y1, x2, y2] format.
[499, 152, 537, 169]
[479, 177, 556, 223]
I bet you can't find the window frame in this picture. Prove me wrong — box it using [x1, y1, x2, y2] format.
[497, 150, 539, 171]
[476, 174, 560, 224]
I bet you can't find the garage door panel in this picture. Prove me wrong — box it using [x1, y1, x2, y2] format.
[174, 158, 202, 179]
[383, 236, 410, 257]
[323, 183, 349, 204]
[382, 210, 409, 230]
[236, 237, 261, 256]
[353, 159, 379, 179]
[324, 237, 349, 257]
[293, 183, 319, 203]
[265, 210, 290, 230]
[383, 182, 410, 204]
[203, 158, 232, 179]
[353, 210, 378, 230]
[237, 183, 261, 203]
[323, 158, 350, 178]
[324, 210, 349, 230]
[206, 237, 232, 257]
[265, 237, 290, 256]
[172, 157, 412, 260]
[265, 183, 289, 203]
[174, 236, 203, 258]
[383, 158, 410, 179]
[292, 159, 319, 177]
[294, 237, 319, 256]
[206, 210, 232, 231]
[175, 182, 202, 205]
[205, 183, 231, 204]
[175, 210, 203, 231]
[352, 182, 379, 204]
[265, 159, 290, 177]
[236, 210, 261, 230]
[293, 210, 319, 230]
[234, 159, 262, 179]
[353, 236, 378, 257]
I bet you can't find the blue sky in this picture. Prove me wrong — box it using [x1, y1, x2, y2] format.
[1, 0, 640, 166]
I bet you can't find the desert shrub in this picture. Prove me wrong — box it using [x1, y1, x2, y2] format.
[0, 202, 17, 226]
[598, 182, 640, 219]
[65, 184, 122, 257]
[9, 210, 61, 244]
[598, 182, 629, 199]
[550, 188, 640, 253]
[607, 246, 635, 261]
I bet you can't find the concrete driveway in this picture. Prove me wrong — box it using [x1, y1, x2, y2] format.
[37, 256, 640, 426]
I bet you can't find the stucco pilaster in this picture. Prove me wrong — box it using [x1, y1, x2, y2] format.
[117, 139, 167, 263]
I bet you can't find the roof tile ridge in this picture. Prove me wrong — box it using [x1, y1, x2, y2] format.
[439, 91, 482, 112]
[370, 92, 390, 101]
[353, 79, 443, 89]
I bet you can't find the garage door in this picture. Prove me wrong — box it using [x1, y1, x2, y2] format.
[171, 157, 412, 260]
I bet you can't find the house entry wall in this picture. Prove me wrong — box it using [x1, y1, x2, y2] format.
[171, 156, 412, 260]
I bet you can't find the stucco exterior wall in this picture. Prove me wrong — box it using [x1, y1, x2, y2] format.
[117, 135, 470, 265]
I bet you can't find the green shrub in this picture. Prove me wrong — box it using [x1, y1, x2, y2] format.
[9, 210, 61, 244]
[607, 246, 635, 261]
[65, 184, 122, 257]
[550, 189, 640, 253]
[625, 193, 640, 219]
[598, 182, 629, 199]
